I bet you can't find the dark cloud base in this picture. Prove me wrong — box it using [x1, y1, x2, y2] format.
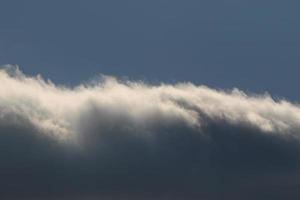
[1, 116, 300, 200]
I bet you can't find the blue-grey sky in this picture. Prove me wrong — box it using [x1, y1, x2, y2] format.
[1, 0, 300, 100]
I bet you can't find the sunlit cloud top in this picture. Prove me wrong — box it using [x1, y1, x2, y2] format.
[1, 64, 300, 143]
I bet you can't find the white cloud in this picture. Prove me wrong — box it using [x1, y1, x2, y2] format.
[1, 64, 300, 144]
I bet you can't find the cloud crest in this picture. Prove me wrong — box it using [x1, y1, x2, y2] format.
[1, 65, 300, 140]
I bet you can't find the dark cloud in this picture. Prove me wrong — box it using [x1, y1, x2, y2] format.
[0, 65, 300, 199]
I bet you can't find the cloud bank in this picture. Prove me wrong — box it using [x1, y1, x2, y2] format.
[0, 65, 300, 199]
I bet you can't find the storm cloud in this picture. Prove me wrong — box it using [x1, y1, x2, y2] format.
[0, 65, 300, 200]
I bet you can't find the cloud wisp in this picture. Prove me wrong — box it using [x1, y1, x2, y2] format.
[0, 65, 300, 199]
[1, 65, 300, 140]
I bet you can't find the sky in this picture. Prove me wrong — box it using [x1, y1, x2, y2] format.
[0, 0, 300, 100]
[1, 1, 300, 199]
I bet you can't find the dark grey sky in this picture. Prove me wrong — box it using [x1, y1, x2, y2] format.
[1, 0, 300, 100]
